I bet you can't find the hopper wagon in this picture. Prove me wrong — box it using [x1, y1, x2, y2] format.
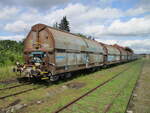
[14, 24, 138, 81]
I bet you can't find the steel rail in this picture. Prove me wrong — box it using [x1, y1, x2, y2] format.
[124, 61, 144, 113]
[53, 63, 136, 113]
[0, 86, 42, 100]
[0, 79, 18, 84]
[103, 68, 134, 113]
[0, 83, 32, 91]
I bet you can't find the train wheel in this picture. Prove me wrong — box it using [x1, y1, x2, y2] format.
[60, 74, 65, 79]
[65, 73, 72, 78]
[91, 68, 96, 72]
[103, 64, 107, 69]
[49, 75, 59, 82]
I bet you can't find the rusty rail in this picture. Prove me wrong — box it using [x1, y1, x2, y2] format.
[103, 69, 134, 113]
[124, 61, 144, 113]
[0, 79, 18, 85]
[0, 83, 32, 91]
[53, 65, 133, 113]
[0, 86, 42, 100]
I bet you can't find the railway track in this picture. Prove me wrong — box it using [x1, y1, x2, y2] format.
[0, 83, 32, 91]
[0, 78, 46, 99]
[104, 61, 144, 113]
[53, 64, 135, 113]
[0, 62, 138, 109]
[0, 79, 18, 85]
[124, 61, 144, 113]
[0, 85, 42, 100]
[103, 72, 133, 113]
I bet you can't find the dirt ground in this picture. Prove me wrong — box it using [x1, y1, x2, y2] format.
[127, 59, 150, 113]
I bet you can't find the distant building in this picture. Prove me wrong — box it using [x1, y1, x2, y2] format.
[140, 54, 150, 59]
[146, 54, 150, 59]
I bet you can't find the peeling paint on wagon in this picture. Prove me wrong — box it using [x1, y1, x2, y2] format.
[20, 23, 137, 81]
[23, 24, 107, 77]
[48, 28, 87, 51]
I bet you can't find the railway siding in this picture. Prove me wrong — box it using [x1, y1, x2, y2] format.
[18, 60, 140, 113]
[127, 59, 150, 113]
[56, 60, 143, 113]
[0, 60, 141, 113]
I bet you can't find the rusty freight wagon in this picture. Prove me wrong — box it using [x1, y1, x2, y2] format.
[21, 24, 106, 81]
[14, 24, 137, 81]
[113, 44, 129, 62]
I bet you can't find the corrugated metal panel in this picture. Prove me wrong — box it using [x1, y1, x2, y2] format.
[120, 49, 127, 55]
[67, 53, 76, 65]
[48, 27, 105, 54]
[84, 39, 104, 53]
[106, 45, 120, 55]
[55, 52, 66, 66]
[107, 55, 120, 62]
[48, 28, 87, 51]
[55, 53, 89, 67]
[76, 53, 87, 65]
[24, 30, 53, 51]
[39, 30, 52, 51]
[24, 31, 37, 51]
[89, 54, 103, 63]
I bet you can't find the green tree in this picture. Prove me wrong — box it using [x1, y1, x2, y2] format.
[76, 33, 87, 38]
[59, 16, 70, 32]
[125, 47, 133, 53]
[0, 40, 24, 66]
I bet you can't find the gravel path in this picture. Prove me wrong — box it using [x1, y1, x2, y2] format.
[127, 59, 150, 113]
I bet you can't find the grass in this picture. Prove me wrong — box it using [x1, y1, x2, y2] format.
[60, 60, 143, 113]
[0, 60, 143, 113]
[128, 59, 150, 113]
[0, 65, 18, 81]
[107, 62, 142, 113]
[17, 60, 139, 113]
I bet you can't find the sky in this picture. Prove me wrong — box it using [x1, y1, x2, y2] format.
[0, 0, 150, 54]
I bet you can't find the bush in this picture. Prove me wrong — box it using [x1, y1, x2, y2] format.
[0, 40, 23, 66]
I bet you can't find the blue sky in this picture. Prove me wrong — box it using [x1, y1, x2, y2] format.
[0, 0, 150, 53]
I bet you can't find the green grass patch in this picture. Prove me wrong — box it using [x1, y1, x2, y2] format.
[0, 60, 142, 113]
[19, 61, 140, 113]
[60, 60, 143, 113]
[0, 65, 18, 81]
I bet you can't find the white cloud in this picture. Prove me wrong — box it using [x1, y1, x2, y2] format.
[138, 0, 150, 11]
[4, 21, 30, 33]
[0, 0, 69, 9]
[0, 3, 150, 54]
[126, 7, 148, 16]
[106, 17, 150, 36]
[3, 3, 150, 34]
[0, 7, 19, 20]
[80, 17, 150, 37]
[96, 39, 150, 54]
[19, 8, 40, 22]
[0, 35, 24, 41]
[42, 4, 150, 37]
[3, 4, 124, 33]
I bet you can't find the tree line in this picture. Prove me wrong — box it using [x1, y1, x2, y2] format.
[53, 16, 70, 32]
[0, 40, 23, 66]
[53, 16, 95, 40]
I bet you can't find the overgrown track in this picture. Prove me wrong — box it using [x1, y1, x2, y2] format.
[0, 79, 18, 85]
[53, 63, 135, 113]
[103, 69, 134, 113]
[103, 61, 144, 113]
[0, 86, 42, 100]
[0, 83, 32, 91]
[124, 61, 144, 113]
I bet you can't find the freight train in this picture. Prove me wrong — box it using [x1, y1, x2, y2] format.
[14, 24, 138, 81]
